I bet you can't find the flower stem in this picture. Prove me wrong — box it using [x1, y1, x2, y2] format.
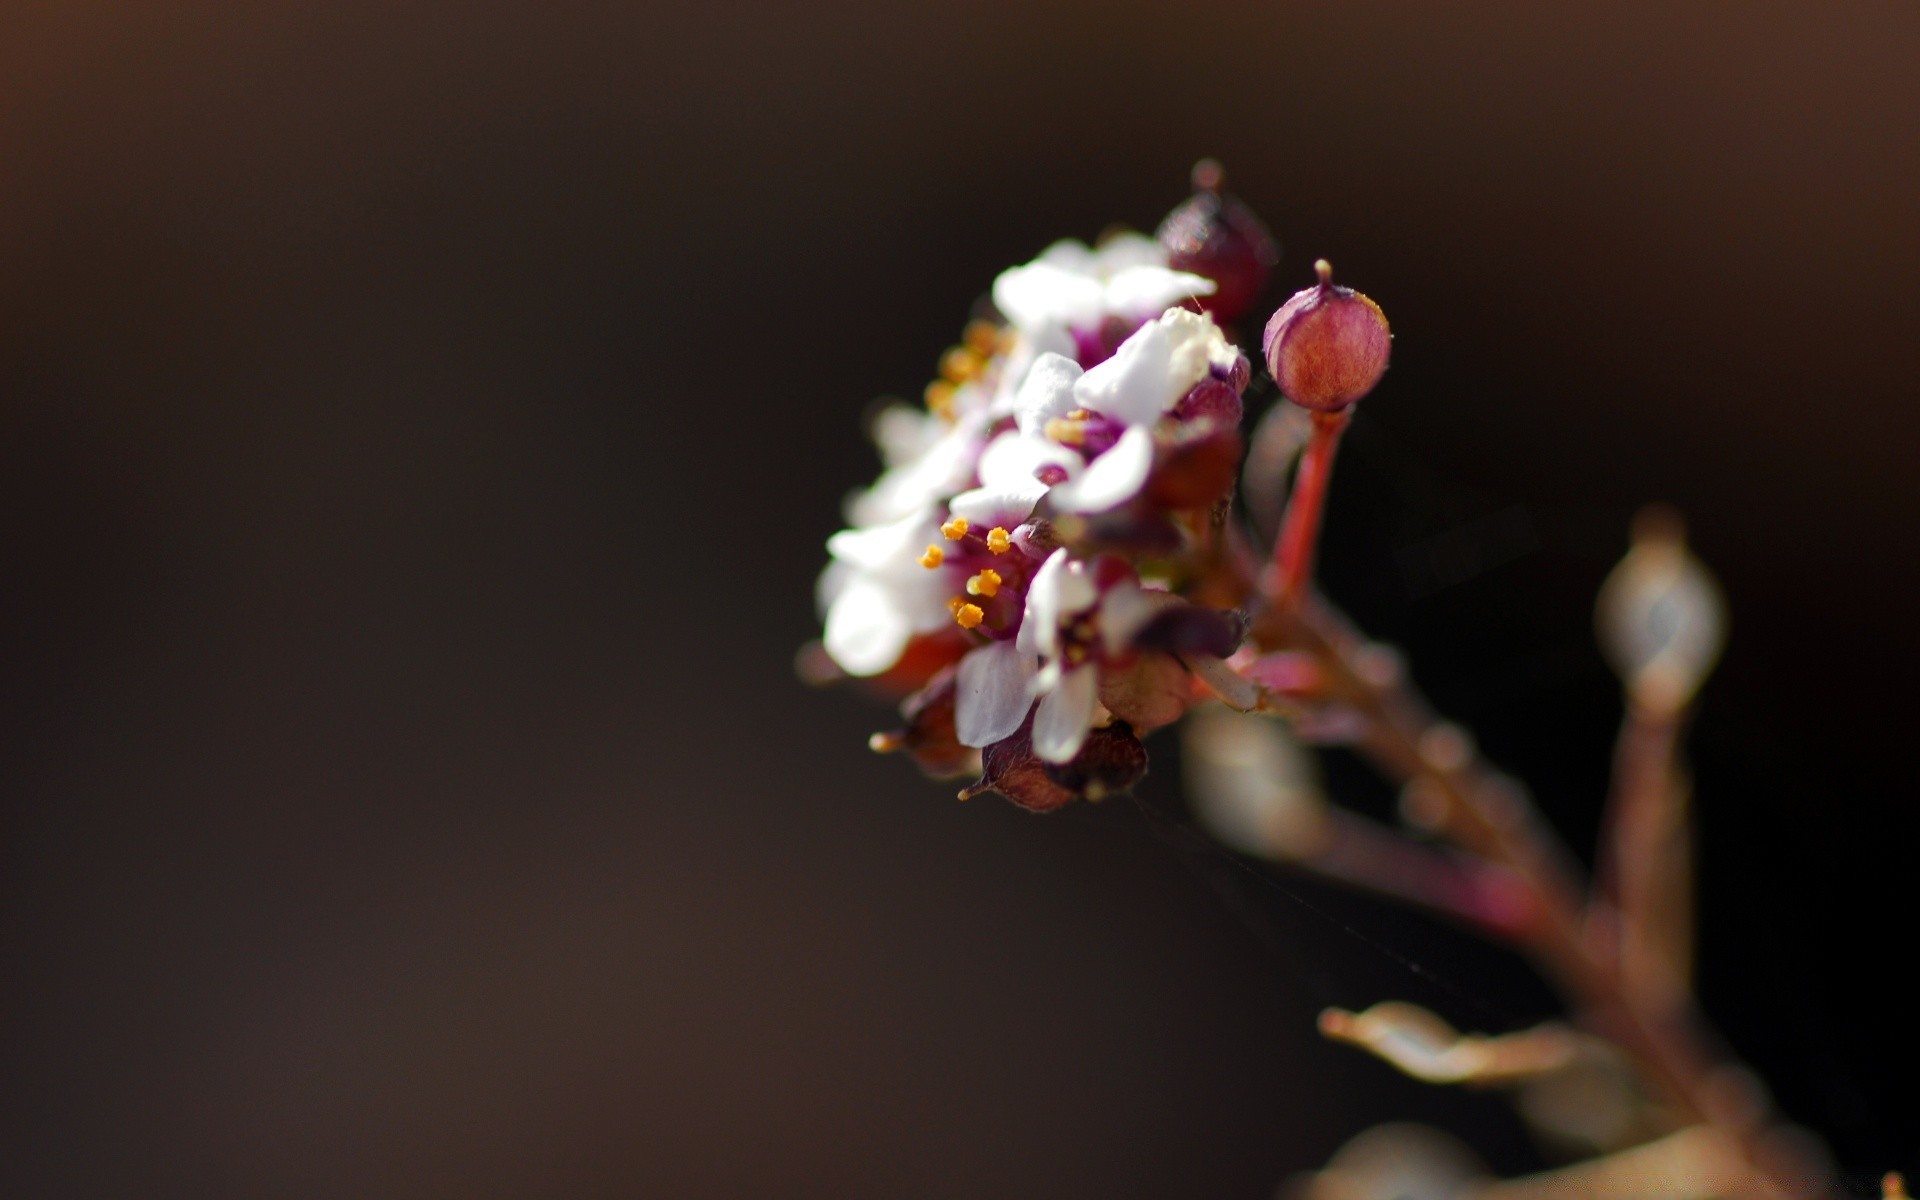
[1272, 410, 1349, 607]
[1252, 600, 1840, 1200]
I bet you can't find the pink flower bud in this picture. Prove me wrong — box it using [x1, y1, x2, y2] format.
[1261, 260, 1391, 413]
[1155, 160, 1279, 325]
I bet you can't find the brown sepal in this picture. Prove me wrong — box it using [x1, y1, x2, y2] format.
[873, 666, 979, 779]
[960, 718, 1149, 812]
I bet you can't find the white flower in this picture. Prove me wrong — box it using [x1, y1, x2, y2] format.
[990, 234, 1214, 341]
[987, 234, 1216, 409]
[951, 308, 1241, 523]
[843, 407, 990, 528]
[818, 509, 955, 677]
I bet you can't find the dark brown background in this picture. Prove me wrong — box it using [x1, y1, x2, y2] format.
[3, 2, 1916, 1196]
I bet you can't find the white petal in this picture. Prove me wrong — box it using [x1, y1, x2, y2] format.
[1034, 238, 1098, 273]
[1089, 233, 1168, 274]
[1072, 319, 1176, 427]
[1102, 265, 1215, 322]
[822, 576, 914, 676]
[1050, 425, 1155, 514]
[1013, 353, 1084, 437]
[976, 429, 1083, 493]
[949, 483, 1047, 527]
[1158, 307, 1238, 381]
[954, 641, 1039, 748]
[845, 414, 988, 527]
[1022, 550, 1097, 659]
[815, 559, 852, 620]
[1032, 665, 1099, 763]
[992, 261, 1103, 333]
[869, 404, 943, 468]
[826, 509, 936, 574]
[1095, 582, 1181, 656]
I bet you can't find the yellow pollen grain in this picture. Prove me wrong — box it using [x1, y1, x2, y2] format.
[966, 569, 1003, 598]
[924, 379, 956, 418]
[940, 347, 982, 384]
[918, 544, 945, 569]
[953, 603, 985, 630]
[985, 527, 1012, 555]
[1044, 417, 1085, 446]
[941, 516, 969, 540]
[962, 319, 1000, 356]
[947, 597, 966, 615]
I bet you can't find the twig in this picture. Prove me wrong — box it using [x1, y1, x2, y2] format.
[1249, 597, 1840, 1200]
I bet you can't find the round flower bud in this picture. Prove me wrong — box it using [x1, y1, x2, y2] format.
[1262, 260, 1391, 413]
[1155, 160, 1279, 324]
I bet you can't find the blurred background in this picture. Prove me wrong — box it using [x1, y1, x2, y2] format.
[3, 1, 1917, 1196]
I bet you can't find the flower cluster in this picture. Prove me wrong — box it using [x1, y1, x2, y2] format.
[815, 169, 1287, 811]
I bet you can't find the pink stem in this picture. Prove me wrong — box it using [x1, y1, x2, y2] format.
[1273, 410, 1349, 607]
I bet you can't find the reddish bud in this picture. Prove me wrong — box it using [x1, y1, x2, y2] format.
[1262, 260, 1391, 413]
[1156, 160, 1279, 324]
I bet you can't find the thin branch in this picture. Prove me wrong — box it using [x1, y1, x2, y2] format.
[1249, 597, 1840, 1200]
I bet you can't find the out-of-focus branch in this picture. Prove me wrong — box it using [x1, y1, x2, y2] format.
[1319, 1002, 1580, 1086]
[1591, 700, 1694, 1003]
[1467, 1126, 1747, 1200]
[1247, 597, 1837, 1200]
[1588, 508, 1725, 1002]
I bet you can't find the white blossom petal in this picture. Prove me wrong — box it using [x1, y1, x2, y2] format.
[1095, 582, 1181, 656]
[1032, 665, 1100, 763]
[992, 261, 1103, 333]
[1050, 425, 1155, 514]
[823, 576, 914, 677]
[948, 483, 1048, 527]
[815, 559, 852, 619]
[954, 640, 1039, 748]
[1072, 319, 1175, 427]
[845, 412, 988, 527]
[1013, 353, 1084, 437]
[1021, 550, 1097, 658]
[1102, 265, 1215, 321]
[869, 404, 943, 468]
[976, 429, 1084, 492]
[826, 509, 938, 575]
[1089, 232, 1169, 273]
[1034, 238, 1100, 273]
[1159, 306, 1239, 381]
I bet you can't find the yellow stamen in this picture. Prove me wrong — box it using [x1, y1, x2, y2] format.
[966, 569, 1003, 598]
[941, 516, 969, 540]
[947, 597, 966, 615]
[1044, 416, 1085, 446]
[953, 603, 985, 630]
[940, 347, 982, 384]
[963, 319, 1000, 357]
[918, 544, 945, 569]
[924, 379, 956, 418]
[985, 527, 1012, 555]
